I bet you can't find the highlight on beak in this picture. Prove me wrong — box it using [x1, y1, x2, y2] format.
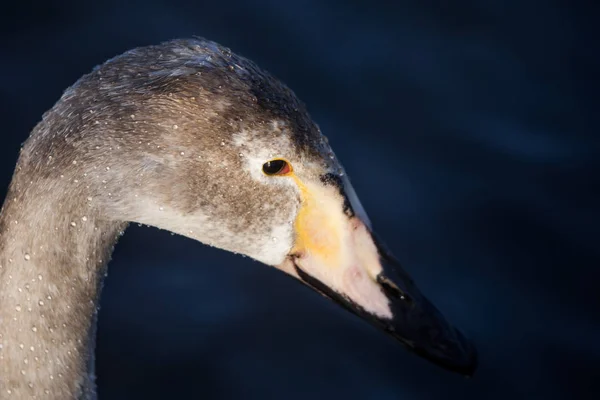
[278, 174, 477, 376]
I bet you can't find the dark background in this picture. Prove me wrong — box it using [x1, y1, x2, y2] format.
[1, 1, 598, 399]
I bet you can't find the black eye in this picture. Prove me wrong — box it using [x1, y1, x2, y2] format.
[262, 159, 291, 176]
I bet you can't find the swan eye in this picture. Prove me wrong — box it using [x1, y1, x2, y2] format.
[262, 159, 291, 176]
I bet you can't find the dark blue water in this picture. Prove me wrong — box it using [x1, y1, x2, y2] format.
[1, 1, 598, 399]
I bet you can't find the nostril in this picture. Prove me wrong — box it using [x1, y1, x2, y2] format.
[377, 274, 413, 304]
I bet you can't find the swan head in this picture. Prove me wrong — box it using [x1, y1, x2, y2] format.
[24, 38, 476, 376]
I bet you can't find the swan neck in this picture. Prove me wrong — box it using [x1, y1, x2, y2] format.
[0, 183, 126, 399]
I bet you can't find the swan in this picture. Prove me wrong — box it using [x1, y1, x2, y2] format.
[0, 38, 476, 399]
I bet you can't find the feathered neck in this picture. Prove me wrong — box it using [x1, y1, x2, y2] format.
[0, 169, 126, 399]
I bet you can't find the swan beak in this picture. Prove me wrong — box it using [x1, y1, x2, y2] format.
[279, 177, 477, 376]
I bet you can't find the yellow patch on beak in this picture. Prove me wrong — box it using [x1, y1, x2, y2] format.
[291, 176, 346, 268]
[279, 173, 391, 319]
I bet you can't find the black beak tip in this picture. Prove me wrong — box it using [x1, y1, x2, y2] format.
[453, 343, 478, 378]
[405, 326, 478, 378]
[293, 260, 479, 377]
[439, 328, 478, 378]
[459, 333, 478, 378]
